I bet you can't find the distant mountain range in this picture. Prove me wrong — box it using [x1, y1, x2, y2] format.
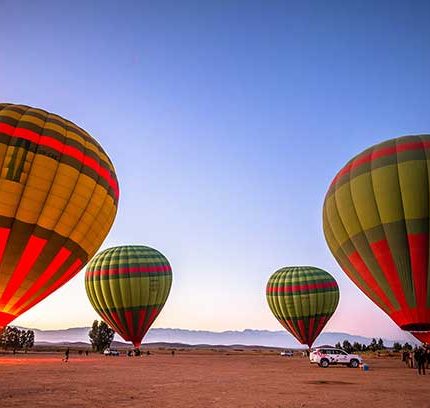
[22, 327, 419, 348]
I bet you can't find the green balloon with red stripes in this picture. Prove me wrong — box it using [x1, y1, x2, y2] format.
[85, 245, 172, 348]
[323, 135, 430, 344]
[266, 266, 339, 347]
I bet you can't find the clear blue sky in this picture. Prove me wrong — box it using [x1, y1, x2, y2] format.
[2, 0, 430, 342]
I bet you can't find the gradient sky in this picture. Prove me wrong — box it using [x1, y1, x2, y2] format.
[1, 0, 430, 343]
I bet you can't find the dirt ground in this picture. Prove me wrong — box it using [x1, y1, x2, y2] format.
[0, 351, 428, 408]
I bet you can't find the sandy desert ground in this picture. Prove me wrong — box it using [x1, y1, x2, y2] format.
[0, 350, 429, 408]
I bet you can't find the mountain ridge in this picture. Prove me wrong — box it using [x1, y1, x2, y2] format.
[17, 326, 418, 348]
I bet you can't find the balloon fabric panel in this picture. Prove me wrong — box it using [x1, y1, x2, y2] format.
[85, 246, 172, 348]
[0, 104, 119, 327]
[266, 266, 339, 347]
[323, 135, 430, 338]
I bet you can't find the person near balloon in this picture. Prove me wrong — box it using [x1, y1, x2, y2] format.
[408, 351, 414, 368]
[426, 346, 430, 369]
[63, 348, 70, 363]
[402, 350, 409, 367]
[414, 347, 426, 375]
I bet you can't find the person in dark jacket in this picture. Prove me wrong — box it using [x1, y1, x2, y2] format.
[63, 348, 70, 363]
[414, 347, 426, 375]
[402, 350, 409, 367]
[425, 346, 430, 370]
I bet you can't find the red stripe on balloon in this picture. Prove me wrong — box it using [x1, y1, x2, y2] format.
[0, 311, 15, 327]
[41, 259, 82, 295]
[99, 312, 123, 336]
[412, 332, 430, 343]
[0, 228, 10, 265]
[407, 233, 428, 309]
[330, 140, 430, 188]
[281, 319, 300, 340]
[88, 265, 171, 278]
[17, 258, 83, 316]
[348, 251, 395, 312]
[307, 316, 316, 344]
[124, 310, 135, 341]
[110, 311, 128, 340]
[390, 307, 430, 328]
[0, 236, 47, 308]
[10, 247, 71, 314]
[370, 239, 409, 310]
[142, 307, 160, 336]
[267, 281, 337, 294]
[0, 123, 119, 199]
[314, 315, 328, 339]
[135, 309, 147, 340]
[297, 319, 306, 344]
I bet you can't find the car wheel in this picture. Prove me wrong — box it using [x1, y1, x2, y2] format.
[319, 359, 329, 368]
[350, 359, 359, 368]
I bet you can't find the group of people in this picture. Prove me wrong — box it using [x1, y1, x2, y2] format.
[127, 349, 144, 357]
[402, 345, 430, 375]
[62, 348, 90, 362]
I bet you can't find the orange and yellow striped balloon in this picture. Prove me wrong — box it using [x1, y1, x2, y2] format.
[0, 103, 119, 327]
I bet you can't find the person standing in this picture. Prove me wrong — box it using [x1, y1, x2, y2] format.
[425, 346, 430, 370]
[63, 348, 70, 363]
[409, 350, 414, 368]
[415, 347, 426, 375]
[402, 350, 409, 367]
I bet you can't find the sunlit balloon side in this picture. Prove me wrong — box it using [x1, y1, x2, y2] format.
[85, 245, 172, 348]
[323, 135, 430, 343]
[266, 266, 339, 348]
[0, 103, 119, 328]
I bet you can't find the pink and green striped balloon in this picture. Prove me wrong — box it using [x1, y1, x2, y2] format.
[266, 266, 339, 347]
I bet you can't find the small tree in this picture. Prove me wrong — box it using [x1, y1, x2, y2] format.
[0, 327, 6, 349]
[21, 330, 35, 353]
[377, 338, 385, 350]
[1, 327, 22, 353]
[342, 340, 353, 353]
[89, 320, 114, 352]
[393, 342, 402, 352]
[369, 338, 377, 351]
[0, 327, 35, 353]
[352, 342, 362, 352]
[335, 342, 341, 349]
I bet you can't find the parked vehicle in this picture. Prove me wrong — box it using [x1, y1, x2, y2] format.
[103, 348, 120, 356]
[280, 350, 294, 357]
[310, 348, 362, 368]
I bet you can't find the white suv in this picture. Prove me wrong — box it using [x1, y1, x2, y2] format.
[310, 348, 362, 368]
[103, 348, 120, 356]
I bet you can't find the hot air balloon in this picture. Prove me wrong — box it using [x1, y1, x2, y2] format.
[323, 135, 430, 343]
[266, 266, 339, 347]
[0, 103, 119, 328]
[85, 245, 172, 348]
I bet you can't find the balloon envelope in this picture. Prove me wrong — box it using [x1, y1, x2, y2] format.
[266, 266, 339, 347]
[85, 245, 172, 347]
[323, 135, 430, 341]
[0, 103, 119, 327]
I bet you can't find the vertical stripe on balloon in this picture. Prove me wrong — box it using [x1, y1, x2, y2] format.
[0, 236, 47, 308]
